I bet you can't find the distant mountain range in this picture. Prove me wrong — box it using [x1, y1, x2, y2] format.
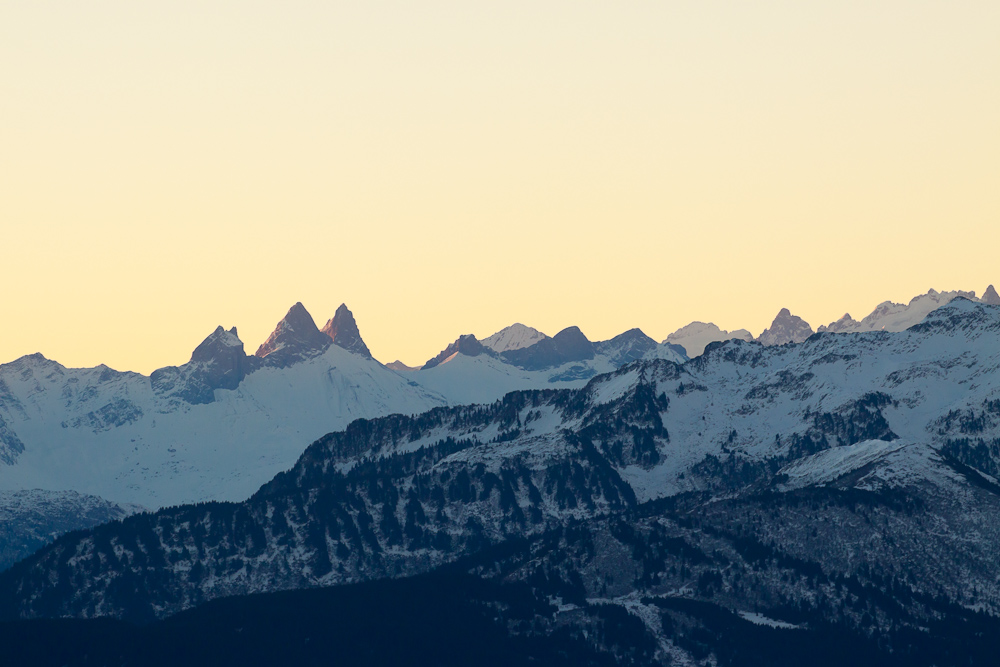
[0, 285, 995, 570]
[667, 286, 1000, 355]
[5, 296, 1000, 665]
[0, 301, 686, 567]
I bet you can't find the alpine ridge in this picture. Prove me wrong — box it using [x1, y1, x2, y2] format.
[5, 298, 1000, 664]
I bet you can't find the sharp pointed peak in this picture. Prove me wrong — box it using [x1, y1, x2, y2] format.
[321, 303, 372, 358]
[254, 302, 329, 364]
[190, 325, 246, 364]
[758, 308, 814, 346]
[266, 302, 320, 333]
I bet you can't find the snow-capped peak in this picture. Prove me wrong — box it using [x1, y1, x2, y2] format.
[481, 323, 548, 353]
[816, 313, 859, 334]
[665, 322, 753, 357]
[819, 288, 981, 334]
[190, 326, 243, 361]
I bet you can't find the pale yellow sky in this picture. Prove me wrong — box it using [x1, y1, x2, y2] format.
[1, 1, 998, 373]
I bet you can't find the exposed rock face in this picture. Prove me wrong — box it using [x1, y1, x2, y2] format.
[321, 304, 372, 358]
[593, 328, 658, 366]
[190, 327, 256, 391]
[254, 303, 331, 367]
[151, 326, 259, 405]
[501, 326, 595, 371]
[756, 308, 814, 346]
[982, 284, 1000, 306]
[422, 335, 494, 370]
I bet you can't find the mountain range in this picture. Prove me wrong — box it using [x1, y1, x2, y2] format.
[0, 302, 687, 567]
[1, 286, 996, 569]
[4, 296, 1000, 665]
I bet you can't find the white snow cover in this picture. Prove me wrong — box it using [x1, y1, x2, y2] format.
[818, 288, 981, 333]
[777, 439, 912, 490]
[617, 298, 1000, 502]
[665, 322, 752, 358]
[413, 352, 596, 405]
[0, 330, 640, 509]
[738, 612, 803, 630]
[481, 323, 548, 352]
[4, 296, 1000, 521]
[0, 345, 447, 508]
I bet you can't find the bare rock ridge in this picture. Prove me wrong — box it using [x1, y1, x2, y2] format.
[500, 326, 595, 371]
[189, 326, 256, 390]
[254, 302, 331, 368]
[321, 304, 372, 358]
[422, 335, 494, 370]
[757, 308, 814, 346]
[151, 326, 259, 404]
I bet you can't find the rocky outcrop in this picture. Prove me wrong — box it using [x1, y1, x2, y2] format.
[756, 308, 814, 346]
[321, 304, 372, 358]
[254, 303, 331, 367]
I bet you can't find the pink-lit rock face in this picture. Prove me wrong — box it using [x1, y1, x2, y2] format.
[321, 304, 372, 359]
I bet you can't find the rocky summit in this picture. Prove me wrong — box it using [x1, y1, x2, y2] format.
[321, 304, 372, 358]
[756, 307, 814, 346]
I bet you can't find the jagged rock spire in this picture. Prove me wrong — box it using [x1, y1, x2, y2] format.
[321, 304, 372, 358]
[254, 302, 330, 367]
[757, 308, 814, 346]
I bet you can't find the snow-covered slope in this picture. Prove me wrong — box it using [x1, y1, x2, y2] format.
[11, 298, 1000, 625]
[481, 323, 548, 352]
[817, 288, 985, 333]
[414, 326, 686, 403]
[0, 343, 448, 508]
[664, 321, 753, 357]
[0, 490, 144, 571]
[0, 306, 683, 517]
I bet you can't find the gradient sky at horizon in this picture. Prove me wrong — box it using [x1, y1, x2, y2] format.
[2, 1, 998, 373]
